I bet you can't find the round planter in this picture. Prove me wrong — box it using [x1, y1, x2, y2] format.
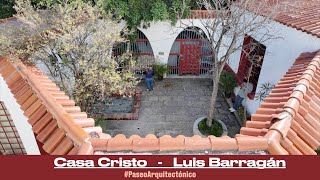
[193, 116, 228, 137]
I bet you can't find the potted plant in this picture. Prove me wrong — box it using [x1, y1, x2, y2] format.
[153, 63, 169, 80]
[219, 71, 237, 98]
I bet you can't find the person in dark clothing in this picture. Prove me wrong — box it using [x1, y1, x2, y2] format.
[144, 67, 154, 91]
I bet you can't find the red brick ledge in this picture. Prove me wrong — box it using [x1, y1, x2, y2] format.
[0, 17, 16, 23]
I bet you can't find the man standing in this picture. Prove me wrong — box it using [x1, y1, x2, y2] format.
[144, 66, 154, 91]
[229, 79, 253, 112]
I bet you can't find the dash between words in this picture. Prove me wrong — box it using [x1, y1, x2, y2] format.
[54, 157, 286, 169]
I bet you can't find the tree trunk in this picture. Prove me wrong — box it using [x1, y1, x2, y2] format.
[206, 74, 220, 127]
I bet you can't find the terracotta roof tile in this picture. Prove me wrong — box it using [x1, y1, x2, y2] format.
[185, 135, 211, 151]
[209, 136, 238, 151]
[36, 120, 58, 143]
[24, 99, 42, 117]
[235, 136, 268, 151]
[272, 0, 320, 38]
[248, 50, 320, 154]
[286, 129, 315, 155]
[245, 121, 272, 129]
[51, 136, 74, 155]
[240, 127, 268, 136]
[280, 138, 303, 155]
[159, 135, 185, 151]
[73, 118, 95, 128]
[268, 140, 289, 155]
[21, 94, 38, 111]
[32, 112, 53, 134]
[42, 128, 66, 154]
[17, 88, 34, 105]
[11, 80, 27, 94]
[107, 134, 133, 151]
[1, 60, 101, 155]
[78, 142, 94, 155]
[28, 105, 47, 126]
[132, 134, 160, 152]
[89, 138, 108, 151]
[68, 146, 80, 155]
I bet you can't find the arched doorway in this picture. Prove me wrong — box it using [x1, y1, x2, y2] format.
[112, 30, 155, 74]
[168, 27, 213, 76]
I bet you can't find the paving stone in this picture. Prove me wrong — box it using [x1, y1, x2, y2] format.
[143, 96, 159, 102]
[158, 96, 173, 102]
[104, 78, 241, 138]
[218, 108, 230, 115]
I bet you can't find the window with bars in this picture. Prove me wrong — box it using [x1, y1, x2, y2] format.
[112, 30, 155, 74]
[0, 101, 26, 155]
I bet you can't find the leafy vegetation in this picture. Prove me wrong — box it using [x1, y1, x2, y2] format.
[0, 0, 138, 114]
[95, 116, 107, 132]
[0, 0, 15, 19]
[153, 62, 169, 80]
[198, 118, 223, 137]
[98, 0, 192, 30]
[237, 105, 248, 125]
[255, 82, 275, 101]
[219, 71, 237, 97]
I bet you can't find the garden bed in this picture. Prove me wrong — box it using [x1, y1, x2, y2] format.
[198, 118, 223, 137]
[193, 116, 228, 137]
[92, 88, 142, 120]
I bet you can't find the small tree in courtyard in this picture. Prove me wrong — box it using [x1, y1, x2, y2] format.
[177, 0, 291, 127]
[0, 0, 138, 113]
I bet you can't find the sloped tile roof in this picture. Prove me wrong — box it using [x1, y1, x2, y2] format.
[0, 58, 102, 155]
[274, 0, 320, 38]
[252, 51, 320, 155]
[191, 1, 320, 38]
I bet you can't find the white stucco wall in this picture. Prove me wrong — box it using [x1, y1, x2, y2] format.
[139, 19, 210, 64]
[0, 75, 40, 155]
[227, 21, 320, 114]
[141, 18, 320, 114]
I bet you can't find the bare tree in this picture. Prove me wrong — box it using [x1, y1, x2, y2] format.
[177, 0, 288, 127]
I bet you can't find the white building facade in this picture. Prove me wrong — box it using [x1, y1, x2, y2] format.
[137, 18, 320, 114]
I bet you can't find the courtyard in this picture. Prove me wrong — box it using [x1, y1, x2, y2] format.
[104, 78, 241, 137]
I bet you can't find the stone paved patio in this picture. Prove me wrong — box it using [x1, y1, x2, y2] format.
[104, 78, 241, 137]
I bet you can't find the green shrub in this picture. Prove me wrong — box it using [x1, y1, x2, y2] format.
[238, 106, 245, 119]
[0, 0, 16, 19]
[153, 63, 169, 79]
[219, 71, 237, 97]
[198, 118, 223, 137]
[95, 116, 106, 133]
